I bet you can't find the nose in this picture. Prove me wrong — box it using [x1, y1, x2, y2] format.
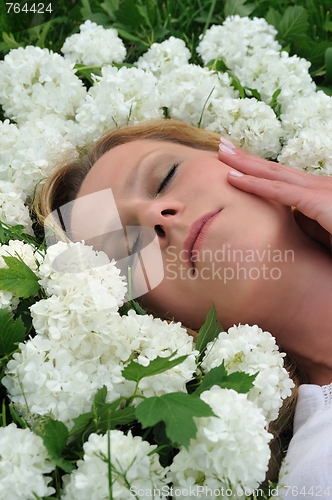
[138, 200, 184, 248]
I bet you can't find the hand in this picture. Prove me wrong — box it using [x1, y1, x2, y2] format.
[218, 137, 332, 250]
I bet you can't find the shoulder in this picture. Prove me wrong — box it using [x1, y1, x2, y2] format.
[278, 383, 332, 497]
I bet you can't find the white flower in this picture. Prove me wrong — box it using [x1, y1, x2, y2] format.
[62, 431, 168, 500]
[233, 50, 316, 112]
[197, 16, 281, 66]
[201, 324, 294, 421]
[61, 20, 126, 67]
[2, 336, 127, 427]
[136, 36, 191, 77]
[0, 181, 32, 232]
[0, 46, 87, 124]
[167, 386, 272, 497]
[280, 91, 332, 140]
[0, 423, 55, 500]
[206, 97, 282, 158]
[278, 123, 332, 175]
[75, 66, 163, 143]
[0, 119, 76, 200]
[157, 65, 238, 128]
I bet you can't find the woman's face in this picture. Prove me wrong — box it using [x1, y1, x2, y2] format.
[72, 139, 297, 329]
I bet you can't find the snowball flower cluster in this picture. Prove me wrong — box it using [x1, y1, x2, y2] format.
[3, 241, 197, 426]
[207, 97, 282, 158]
[197, 16, 316, 112]
[0, 46, 86, 124]
[167, 386, 272, 498]
[61, 20, 126, 67]
[62, 431, 168, 500]
[0, 423, 55, 500]
[137, 36, 191, 77]
[201, 324, 294, 421]
[75, 65, 163, 143]
[0, 118, 75, 200]
[197, 16, 281, 66]
[157, 65, 238, 128]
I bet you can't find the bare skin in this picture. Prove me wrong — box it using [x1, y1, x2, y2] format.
[71, 138, 332, 386]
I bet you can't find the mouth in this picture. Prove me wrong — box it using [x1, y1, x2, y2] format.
[183, 210, 222, 271]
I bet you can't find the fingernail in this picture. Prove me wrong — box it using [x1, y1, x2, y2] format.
[220, 137, 236, 149]
[229, 170, 243, 177]
[219, 143, 236, 155]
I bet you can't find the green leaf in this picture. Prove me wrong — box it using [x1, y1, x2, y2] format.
[224, 0, 256, 18]
[35, 419, 73, 473]
[325, 47, 332, 84]
[114, 0, 145, 27]
[122, 352, 188, 384]
[0, 309, 26, 357]
[229, 73, 246, 98]
[136, 393, 216, 448]
[68, 411, 93, 440]
[244, 87, 262, 100]
[98, 405, 136, 432]
[316, 86, 332, 96]
[0, 256, 40, 299]
[136, 3, 152, 29]
[278, 6, 309, 42]
[265, 7, 282, 32]
[194, 363, 257, 396]
[2, 32, 21, 48]
[195, 305, 223, 360]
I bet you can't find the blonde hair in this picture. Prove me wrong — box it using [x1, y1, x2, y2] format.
[33, 118, 301, 485]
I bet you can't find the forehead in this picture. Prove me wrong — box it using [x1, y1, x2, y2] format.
[77, 139, 179, 199]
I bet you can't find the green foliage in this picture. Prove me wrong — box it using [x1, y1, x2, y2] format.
[135, 392, 216, 448]
[0, 256, 40, 299]
[35, 418, 74, 473]
[0, 309, 26, 357]
[122, 352, 188, 384]
[193, 362, 257, 396]
[195, 304, 223, 362]
[224, 0, 256, 18]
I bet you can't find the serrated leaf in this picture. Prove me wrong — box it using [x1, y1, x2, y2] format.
[35, 419, 73, 473]
[193, 363, 227, 396]
[223, 370, 257, 393]
[136, 393, 216, 449]
[278, 6, 309, 42]
[93, 385, 107, 408]
[0, 256, 40, 299]
[325, 47, 332, 84]
[0, 309, 26, 357]
[98, 405, 136, 432]
[195, 305, 223, 359]
[68, 411, 93, 439]
[122, 352, 188, 383]
[224, 0, 256, 18]
[194, 364, 257, 396]
[265, 7, 282, 32]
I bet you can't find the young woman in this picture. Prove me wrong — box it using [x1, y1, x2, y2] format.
[35, 119, 332, 493]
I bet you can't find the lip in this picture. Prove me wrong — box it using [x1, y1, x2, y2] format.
[183, 210, 222, 270]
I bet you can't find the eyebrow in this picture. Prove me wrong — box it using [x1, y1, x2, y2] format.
[123, 147, 166, 192]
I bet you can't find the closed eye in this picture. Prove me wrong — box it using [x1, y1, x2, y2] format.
[157, 164, 179, 195]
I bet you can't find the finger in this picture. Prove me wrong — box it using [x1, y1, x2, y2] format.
[218, 140, 325, 189]
[227, 171, 332, 235]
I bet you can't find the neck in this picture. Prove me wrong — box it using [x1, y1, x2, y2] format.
[257, 224, 332, 386]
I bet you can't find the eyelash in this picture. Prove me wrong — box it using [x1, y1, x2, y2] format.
[157, 164, 179, 195]
[130, 164, 179, 253]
